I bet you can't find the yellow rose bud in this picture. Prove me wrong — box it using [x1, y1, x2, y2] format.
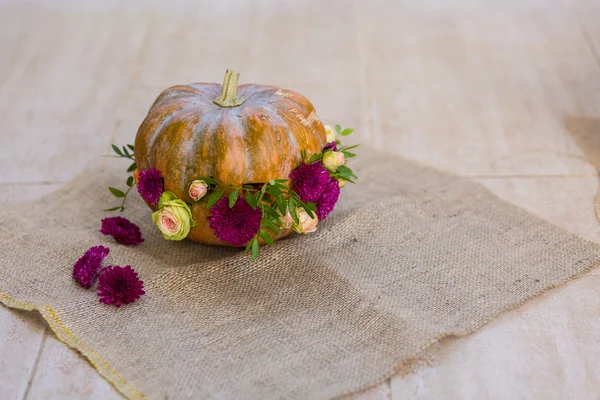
[337, 178, 347, 188]
[322, 151, 345, 172]
[292, 207, 318, 234]
[324, 125, 336, 143]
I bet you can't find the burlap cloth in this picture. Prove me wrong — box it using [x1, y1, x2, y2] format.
[566, 117, 600, 223]
[1, 147, 599, 400]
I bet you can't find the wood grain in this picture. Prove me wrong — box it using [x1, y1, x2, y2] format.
[1, 0, 599, 399]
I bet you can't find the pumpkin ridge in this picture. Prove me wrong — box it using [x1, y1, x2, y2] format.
[141, 104, 203, 167]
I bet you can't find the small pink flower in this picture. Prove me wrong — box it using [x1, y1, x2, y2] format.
[100, 217, 144, 246]
[72, 246, 110, 289]
[208, 197, 262, 246]
[137, 168, 163, 205]
[188, 180, 209, 201]
[290, 162, 330, 202]
[97, 265, 145, 308]
[315, 176, 340, 221]
[279, 210, 294, 229]
[292, 207, 318, 234]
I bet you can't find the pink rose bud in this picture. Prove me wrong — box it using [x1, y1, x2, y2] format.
[292, 207, 318, 234]
[157, 209, 182, 235]
[322, 151, 345, 172]
[188, 180, 209, 201]
[279, 210, 294, 229]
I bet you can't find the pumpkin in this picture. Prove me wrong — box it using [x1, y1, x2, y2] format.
[134, 70, 327, 246]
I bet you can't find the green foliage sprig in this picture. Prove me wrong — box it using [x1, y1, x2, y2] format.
[104, 144, 136, 212]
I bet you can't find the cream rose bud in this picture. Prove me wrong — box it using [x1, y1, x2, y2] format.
[322, 151, 345, 171]
[292, 207, 318, 234]
[152, 192, 196, 241]
[279, 210, 294, 229]
[324, 125, 336, 143]
[188, 180, 209, 201]
[337, 178, 347, 188]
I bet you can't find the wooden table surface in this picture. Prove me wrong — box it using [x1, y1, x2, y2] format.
[2, 0, 600, 399]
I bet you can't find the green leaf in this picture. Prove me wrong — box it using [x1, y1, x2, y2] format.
[262, 219, 280, 235]
[122, 146, 130, 157]
[246, 192, 258, 209]
[244, 238, 253, 253]
[339, 144, 359, 152]
[266, 186, 282, 197]
[335, 124, 341, 133]
[308, 153, 323, 164]
[103, 206, 122, 211]
[274, 179, 288, 183]
[111, 144, 123, 156]
[336, 165, 358, 179]
[340, 128, 354, 136]
[289, 206, 299, 224]
[206, 189, 225, 208]
[228, 189, 239, 208]
[109, 187, 125, 198]
[342, 151, 355, 158]
[304, 207, 315, 219]
[261, 183, 268, 194]
[127, 144, 135, 151]
[126, 176, 134, 186]
[276, 196, 287, 215]
[304, 201, 316, 212]
[263, 206, 280, 220]
[251, 238, 259, 261]
[127, 162, 137, 172]
[197, 176, 219, 185]
[259, 230, 275, 246]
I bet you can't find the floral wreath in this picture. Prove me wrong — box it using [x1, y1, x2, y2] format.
[106, 124, 357, 260]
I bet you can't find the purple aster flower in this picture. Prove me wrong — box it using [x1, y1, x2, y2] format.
[315, 176, 340, 220]
[72, 245, 110, 289]
[324, 141, 338, 151]
[100, 217, 144, 246]
[137, 167, 163, 205]
[208, 197, 262, 246]
[97, 265, 145, 307]
[290, 162, 330, 202]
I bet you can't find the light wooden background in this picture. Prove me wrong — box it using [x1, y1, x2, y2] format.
[2, 0, 600, 399]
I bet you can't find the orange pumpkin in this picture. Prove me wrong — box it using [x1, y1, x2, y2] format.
[134, 70, 327, 246]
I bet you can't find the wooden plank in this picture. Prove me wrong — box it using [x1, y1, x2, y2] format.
[561, 0, 600, 72]
[0, 5, 147, 183]
[357, 0, 600, 176]
[25, 334, 123, 400]
[0, 309, 46, 400]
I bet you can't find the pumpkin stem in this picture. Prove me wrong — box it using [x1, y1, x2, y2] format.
[213, 69, 245, 108]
